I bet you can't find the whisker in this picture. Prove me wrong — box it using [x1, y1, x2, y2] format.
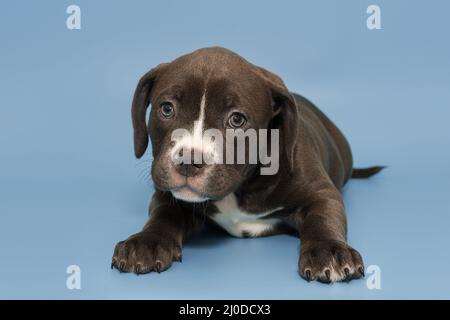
[138, 167, 150, 180]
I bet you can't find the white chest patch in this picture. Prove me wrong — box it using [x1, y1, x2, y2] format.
[211, 194, 283, 237]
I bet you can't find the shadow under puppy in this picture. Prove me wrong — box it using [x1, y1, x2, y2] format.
[111, 47, 383, 283]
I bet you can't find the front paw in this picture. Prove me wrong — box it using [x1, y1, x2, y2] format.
[111, 232, 182, 274]
[299, 240, 364, 283]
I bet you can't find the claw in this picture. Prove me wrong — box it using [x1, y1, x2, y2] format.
[359, 266, 365, 277]
[305, 269, 311, 281]
[118, 261, 126, 270]
[344, 267, 350, 278]
[325, 269, 331, 281]
[155, 261, 162, 273]
[135, 263, 142, 274]
[111, 262, 114, 270]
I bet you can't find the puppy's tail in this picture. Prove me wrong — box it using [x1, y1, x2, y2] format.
[351, 166, 386, 179]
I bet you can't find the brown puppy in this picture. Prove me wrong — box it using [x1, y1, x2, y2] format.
[111, 47, 383, 283]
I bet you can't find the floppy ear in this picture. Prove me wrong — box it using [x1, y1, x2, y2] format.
[253, 66, 300, 174]
[131, 63, 167, 158]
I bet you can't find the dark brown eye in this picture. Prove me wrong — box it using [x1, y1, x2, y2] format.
[160, 102, 174, 118]
[228, 112, 246, 128]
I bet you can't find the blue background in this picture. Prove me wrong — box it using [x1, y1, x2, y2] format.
[1, 0, 449, 299]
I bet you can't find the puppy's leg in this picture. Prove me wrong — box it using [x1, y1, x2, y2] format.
[295, 180, 364, 283]
[112, 191, 202, 274]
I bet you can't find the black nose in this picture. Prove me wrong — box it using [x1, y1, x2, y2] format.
[175, 148, 205, 177]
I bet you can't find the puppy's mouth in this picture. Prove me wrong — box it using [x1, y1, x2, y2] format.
[170, 184, 209, 203]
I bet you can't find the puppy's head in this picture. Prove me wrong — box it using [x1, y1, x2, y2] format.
[132, 47, 299, 202]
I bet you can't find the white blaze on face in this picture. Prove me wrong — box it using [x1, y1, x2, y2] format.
[192, 92, 206, 149]
[170, 91, 220, 165]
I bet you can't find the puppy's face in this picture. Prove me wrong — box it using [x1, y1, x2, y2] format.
[132, 48, 299, 202]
